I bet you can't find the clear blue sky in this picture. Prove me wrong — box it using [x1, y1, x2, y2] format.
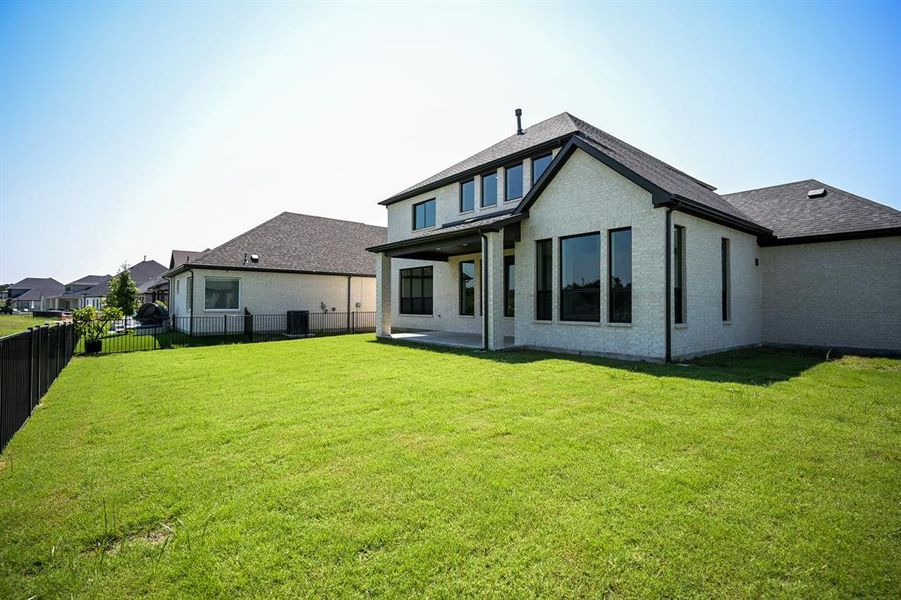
[1, 1, 899, 284]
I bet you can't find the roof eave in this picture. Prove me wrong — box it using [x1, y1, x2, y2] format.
[164, 263, 376, 278]
[366, 214, 525, 254]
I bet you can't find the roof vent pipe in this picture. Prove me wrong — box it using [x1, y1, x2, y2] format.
[515, 108, 523, 135]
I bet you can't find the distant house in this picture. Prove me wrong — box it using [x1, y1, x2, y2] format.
[164, 212, 386, 320]
[136, 250, 209, 305]
[6, 278, 65, 311]
[64, 260, 167, 309]
[56, 275, 110, 310]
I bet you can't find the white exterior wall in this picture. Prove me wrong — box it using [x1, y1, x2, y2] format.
[671, 212, 763, 360]
[515, 148, 667, 360]
[760, 237, 901, 352]
[168, 269, 376, 318]
[169, 272, 192, 317]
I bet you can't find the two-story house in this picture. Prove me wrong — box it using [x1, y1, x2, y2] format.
[368, 111, 901, 360]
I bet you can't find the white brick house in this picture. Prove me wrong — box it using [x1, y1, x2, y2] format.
[165, 213, 385, 328]
[368, 111, 901, 360]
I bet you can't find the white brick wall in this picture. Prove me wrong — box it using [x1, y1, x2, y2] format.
[670, 212, 763, 360]
[169, 269, 376, 318]
[515, 148, 667, 360]
[760, 237, 901, 352]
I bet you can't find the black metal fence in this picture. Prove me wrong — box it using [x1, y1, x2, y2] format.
[0, 323, 75, 451]
[75, 311, 377, 355]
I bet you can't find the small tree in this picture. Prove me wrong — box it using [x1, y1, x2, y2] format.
[105, 264, 140, 317]
[73, 305, 124, 342]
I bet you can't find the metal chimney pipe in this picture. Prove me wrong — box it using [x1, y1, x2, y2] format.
[515, 108, 523, 135]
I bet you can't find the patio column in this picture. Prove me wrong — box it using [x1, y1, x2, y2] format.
[483, 230, 505, 350]
[376, 252, 392, 337]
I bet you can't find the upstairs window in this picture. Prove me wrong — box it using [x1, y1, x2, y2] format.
[400, 267, 433, 315]
[460, 179, 474, 213]
[532, 153, 553, 184]
[505, 163, 523, 201]
[721, 238, 731, 321]
[674, 225, 686, 324]
[459, 260, 475, 316]
[481, 171, 497, 207]
[560, 233, 601, 322]
[608, 228, 632, 323]
[535, 239, 552, 321]
[412, 199, 436, 230]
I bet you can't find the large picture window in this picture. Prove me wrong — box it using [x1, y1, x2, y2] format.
[459, 261, 475, 316]
[481, 171, 497, 207]
[535, 239, 552, 320]
[504, 256, 515, 317]
[505, 163, 523, 201]
[674, 225, 686, 324]
[608, 228, 632, 323]
[560, 233, 601, 322]
[412, 199, 436, 230]
[204, 277, 239, 310]
[400, 266, 433, 315]
[532, 153, 552, 184]
[460, 179, 474, 213]
[721, 238, 731, 321]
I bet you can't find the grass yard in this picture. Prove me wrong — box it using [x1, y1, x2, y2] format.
[0, 314, 57, 337]
[0, 336, 898, 597]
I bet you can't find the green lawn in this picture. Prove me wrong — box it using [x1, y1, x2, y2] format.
[0, 336, 898, 597]
[0, 314, 57, 337]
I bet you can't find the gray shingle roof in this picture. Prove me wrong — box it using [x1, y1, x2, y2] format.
[381, 111, 756, 225]
[722, 179, 901, 240]
[169, 250, 207, 269]
[128, 260, 166, 286]
[65, 274, 108, 287]
[171, 212, 387, 276]
[10, 278, 64, 301]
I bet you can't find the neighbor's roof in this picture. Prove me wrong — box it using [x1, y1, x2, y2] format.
[139, 274, 169, 293]
[169, 249, 207, 270]
[65, 274, 109, 287]
[722, 179, 901, 241]
[9, 277, 64, 301]
[165, 212, 387, 277]
[79, 275, 113, 298]
[128, 260, 167, 285]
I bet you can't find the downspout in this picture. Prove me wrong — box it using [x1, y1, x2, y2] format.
[480, 230, 489, 351]
[346, 275, 352, 331]
[664, 198, 682, 363]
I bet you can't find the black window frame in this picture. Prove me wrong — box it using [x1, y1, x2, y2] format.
[608, 227, 632, 324]
[674, 225, 686, 324]
[480, 170, 498, 208]
[505, 162, 523, 202]
[459, 179, 474, 213]
[721, 238, 731, 322]
[412, 198, 436, 231]
[503, 255, 515, 317]
[559, 232, 601, 323]
[531, 152, 553, 184]
[399, 266, 433, 315]
[459, 260, 476, 316]
[535, 239, 552, 321]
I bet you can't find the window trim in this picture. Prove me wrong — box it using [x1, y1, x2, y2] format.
[458, 260, 476, 316]
[559, 231, 602, 323]
[412, 198, 436, 231]
[399, 266, 433, 316]
[608, 227, 632, 324]
[459, 179, 474, 214]
[535, 238, 553, 321]
[504, 162, 524, 202]
[480, 170, 498, 208]
[203, 276, 240, 311]
[674, 225, 686, 325]
[503, 255, 515, 317]
[531, 152, 553, 185]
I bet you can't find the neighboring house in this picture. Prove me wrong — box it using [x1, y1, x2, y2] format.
[6, 278, 65, 311]
[368, 111, 901, 359]
[56, 274, 111, 310]
[78, 260, 167, 309]
[137, 249, 209, 306]
[164, 212, 386, 324]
